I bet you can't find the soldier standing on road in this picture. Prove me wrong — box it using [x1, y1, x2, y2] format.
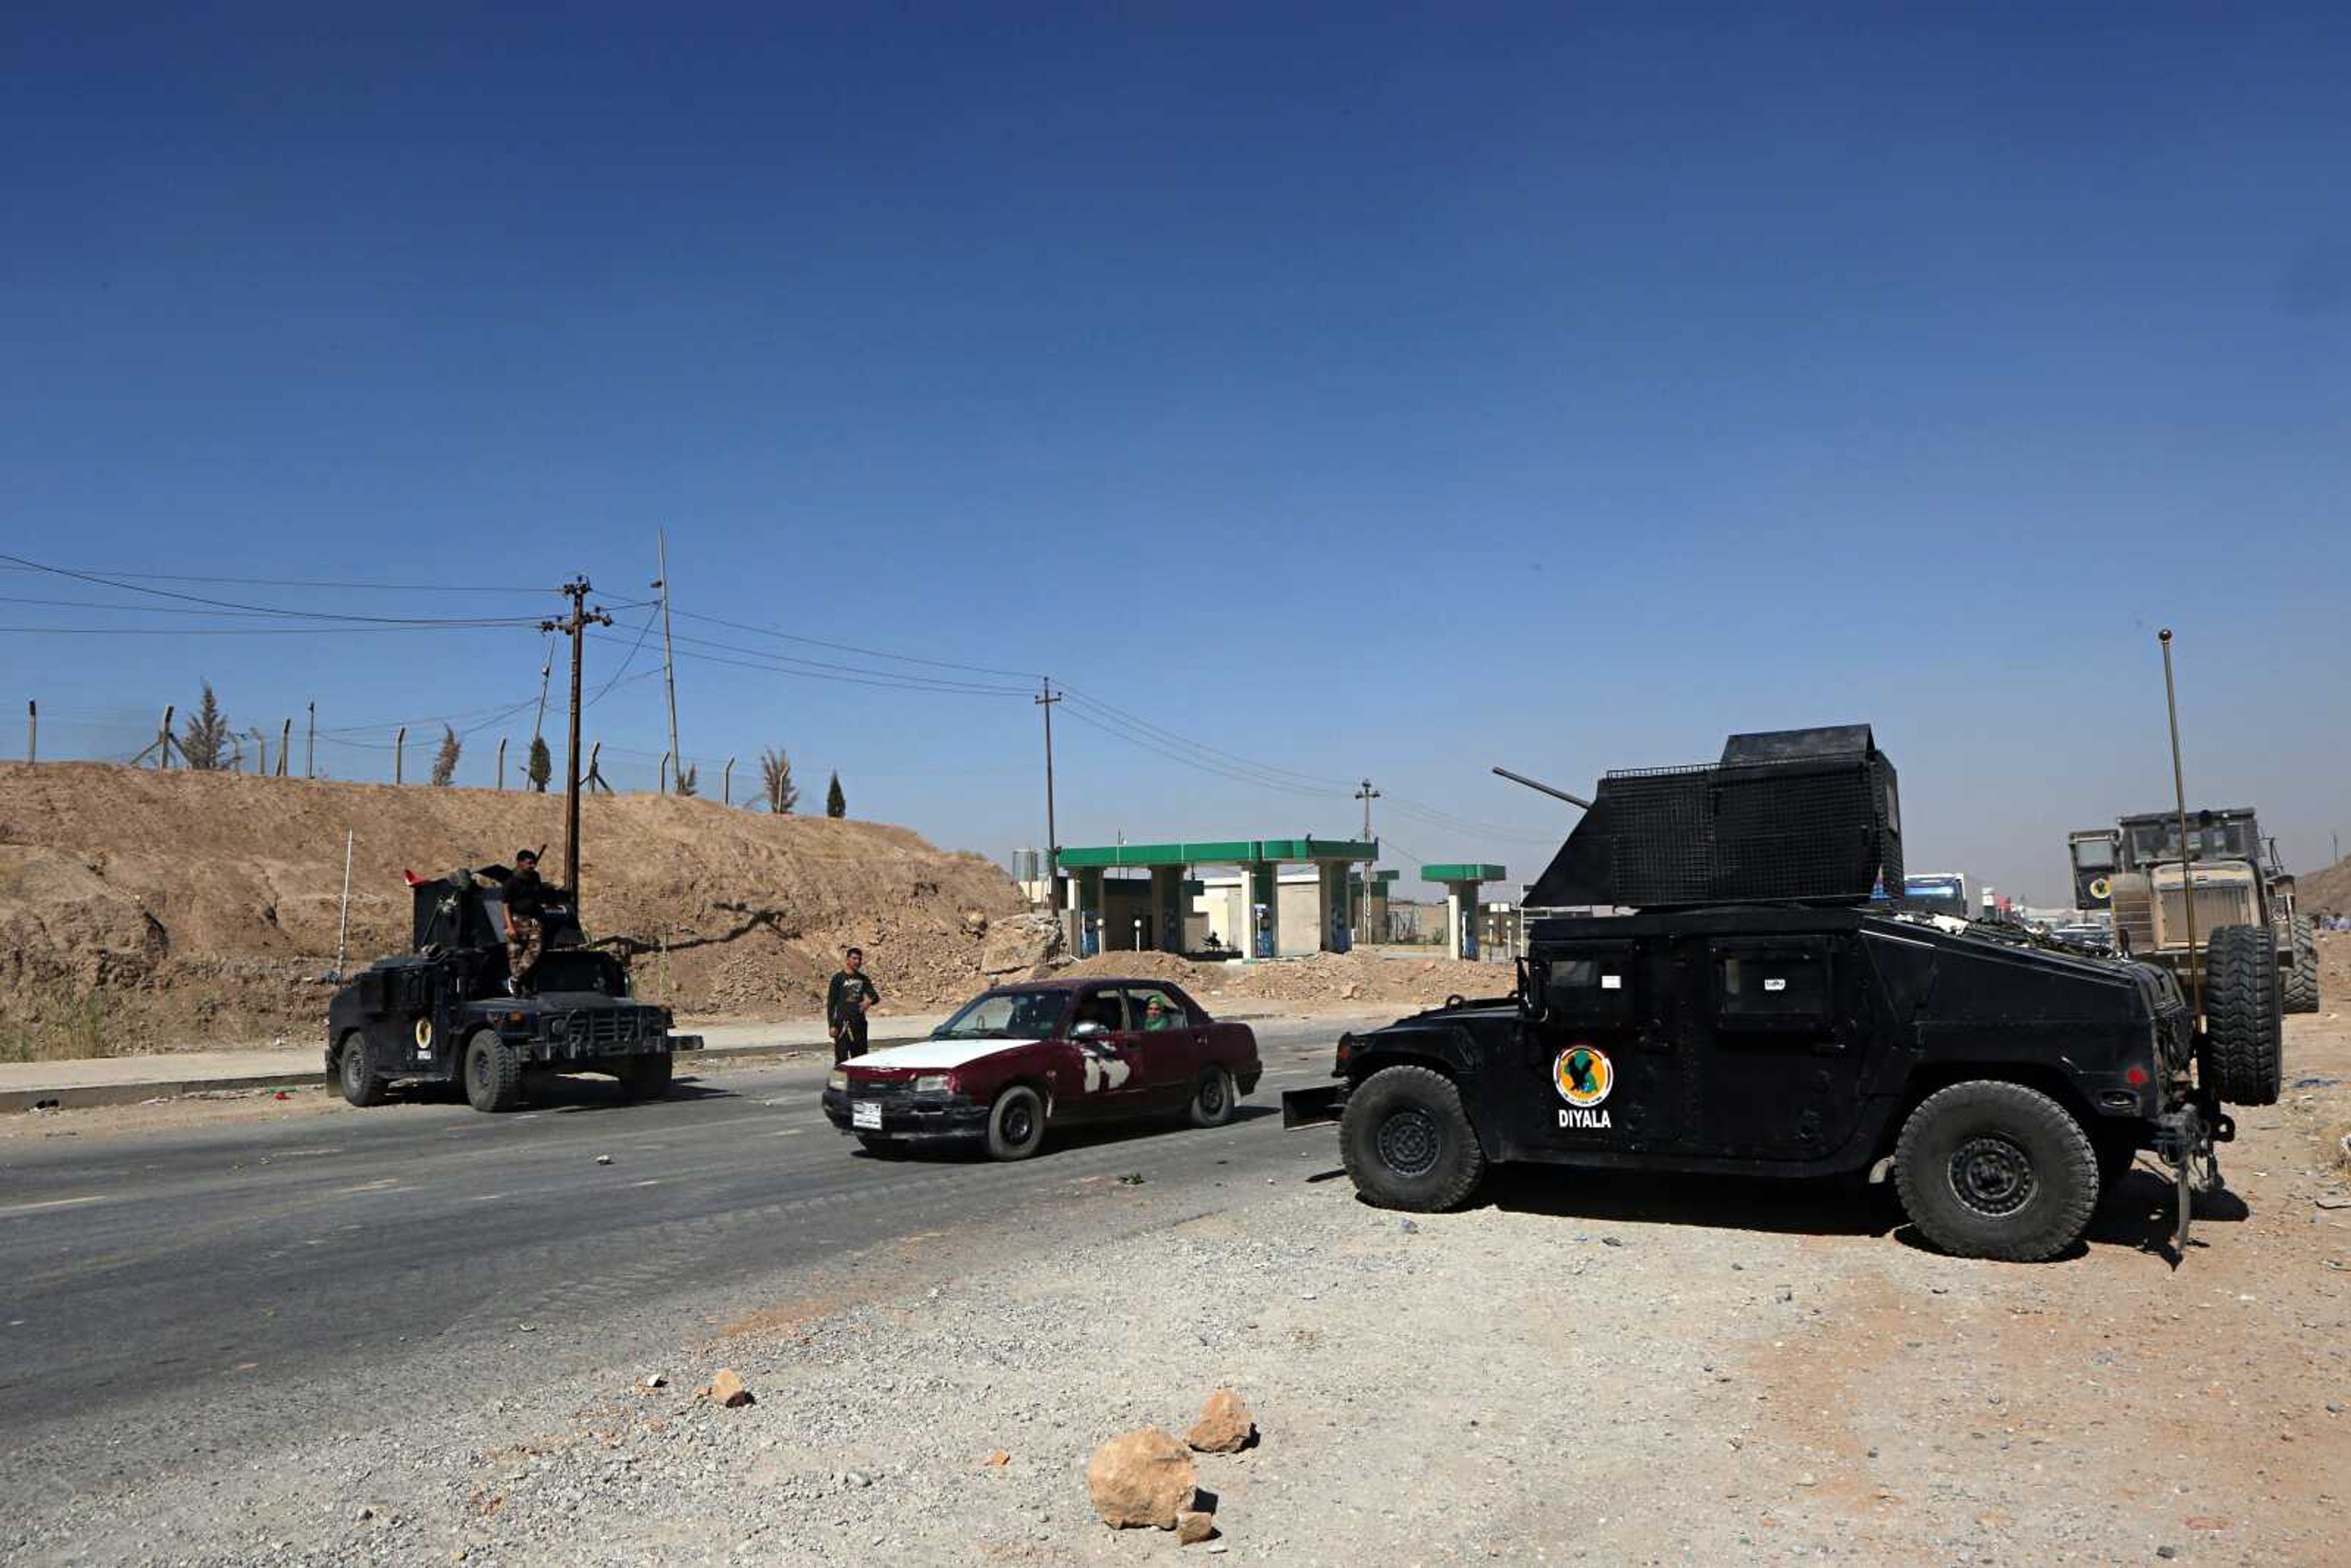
[501, 848, 547, 996]
[828, 947, 880, 1063]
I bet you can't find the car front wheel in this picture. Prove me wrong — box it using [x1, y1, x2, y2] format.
[1188, 1066, 1237, 1128]
[985, 1084, 1046, 1161]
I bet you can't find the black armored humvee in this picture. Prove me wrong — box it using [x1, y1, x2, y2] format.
[1288, 727, 2268, 1261]
[326, 867, 702, 1113]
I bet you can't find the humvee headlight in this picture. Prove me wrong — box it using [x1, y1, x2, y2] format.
[827, 1070, 848, 1092]
[913, 1074, 956, 1094]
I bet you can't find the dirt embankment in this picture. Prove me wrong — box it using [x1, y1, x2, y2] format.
[0, 763, 1025, 1056]
[2297, 855, 2351, 920]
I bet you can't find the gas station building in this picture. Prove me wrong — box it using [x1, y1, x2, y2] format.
[1054, 838, 1380, 959]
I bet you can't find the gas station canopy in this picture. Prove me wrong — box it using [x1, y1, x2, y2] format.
[1420, 863, 1505, 884]
[1057, 838, 1378, 868]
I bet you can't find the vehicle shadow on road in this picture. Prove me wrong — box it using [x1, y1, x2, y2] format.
[1474, 1164, 1901, 1241]
[852, 1105, 1281, 1162]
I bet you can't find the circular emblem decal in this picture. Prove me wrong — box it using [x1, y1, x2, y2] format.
[2088, 877, 2111, 901]
[1553, 1045, 1614, 1108]
[413, 1016, 435, 1050]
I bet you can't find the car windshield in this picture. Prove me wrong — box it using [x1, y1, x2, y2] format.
[934, 988, 1067, 1040]
[1903, 877, 1967, 918]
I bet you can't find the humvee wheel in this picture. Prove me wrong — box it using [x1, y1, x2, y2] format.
[984, 1084, 1046, 1161]
[615, 1051, 674, 1103]
[2205, 924, 2284, 1106]
[1893, 1082, 2098, 1262]
[2283, 917, 2320, 1016]
[1340, 1065, 1486, 1212]
[1187, 1066, 1237, 1128]
[463, 1029, 523, 1113]
[335, 1032, 386, 1108]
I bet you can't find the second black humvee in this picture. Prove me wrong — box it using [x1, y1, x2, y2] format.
[326, 866, 701, 1113]
[1288, 727, 2264, 1262]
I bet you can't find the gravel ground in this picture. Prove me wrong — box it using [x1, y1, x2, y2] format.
[12, 1003, 2351, 1566]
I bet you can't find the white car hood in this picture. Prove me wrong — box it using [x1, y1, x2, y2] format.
[847, 1037, 1043, 1071]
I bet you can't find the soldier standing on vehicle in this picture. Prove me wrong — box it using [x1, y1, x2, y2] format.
[501, 847, 547, 996]
[828, 947, 880, 1063]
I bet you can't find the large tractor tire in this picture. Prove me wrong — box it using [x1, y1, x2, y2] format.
[1892, 1081, 2101, 1262]
[2282, 916, 2320, 1016]
[2204, 924, 2284, 1107]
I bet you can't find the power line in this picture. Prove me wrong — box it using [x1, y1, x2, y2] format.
[0, 563, 557, 593]
[670, 607, 1040, 682]
[0, 553, 549, 627]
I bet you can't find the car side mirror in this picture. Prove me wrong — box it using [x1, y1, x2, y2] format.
[1071, 1020, 1107, 1040]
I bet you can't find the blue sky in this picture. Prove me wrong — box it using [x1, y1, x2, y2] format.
[2, 4, 2345, 905]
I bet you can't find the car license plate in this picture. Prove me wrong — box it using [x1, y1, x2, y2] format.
[852, 1101, 882, 1130]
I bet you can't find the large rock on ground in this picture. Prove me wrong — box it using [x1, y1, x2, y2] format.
[1186, 1389, 1256, 1454]
[1176, 1510, 1218, 1545]
[1084, 1426, 1197, 1529]
[980, 912, 1067, 977]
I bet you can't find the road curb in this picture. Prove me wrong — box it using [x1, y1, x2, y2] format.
[1, 1007, 1308, 1114]
[0, 1034, 921, 1114]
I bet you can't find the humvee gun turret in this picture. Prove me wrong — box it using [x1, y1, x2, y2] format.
[1288, 726, 2248, 1262]
[326, 868, 702, 1112]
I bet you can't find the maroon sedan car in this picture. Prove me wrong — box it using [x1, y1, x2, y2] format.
[821, 977, 1262, 1160]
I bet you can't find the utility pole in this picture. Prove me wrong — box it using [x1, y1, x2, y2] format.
[542, 578, 613, 895]
[1035, 678, 1062, 909]
[277, 718, 290, 777]
[1355, 778, 1381, 841]
[24, 700, 33, 764]
[654, 530, 683, 795]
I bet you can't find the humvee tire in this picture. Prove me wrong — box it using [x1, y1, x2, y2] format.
[334, 1032, 386, 1108]
[984, 1084, 1046, 1161]
[2283, 917, 2320, 1016]
[1893, 1082, 2099, 1262]
[615, 1051, 674, 1103]
[463, 1029, 524, 1113]
[1187, 1066, 1237, 1128]
[1340, 1065, 1487, 1213]
[2205, 924, 2284, 1106]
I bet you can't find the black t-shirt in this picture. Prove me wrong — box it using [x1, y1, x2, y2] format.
[506, 866, 546, 920]
[827, 970, 879, 1027]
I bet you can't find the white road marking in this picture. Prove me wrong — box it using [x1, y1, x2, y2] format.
[633, 1179, 661, 1188]
[336, 1179, 400, 1194]
[0, 1195, 107, 1219]
[771, 1128, 807, 1138]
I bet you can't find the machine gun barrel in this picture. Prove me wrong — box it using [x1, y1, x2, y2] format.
[1491, 765, 1592, 811]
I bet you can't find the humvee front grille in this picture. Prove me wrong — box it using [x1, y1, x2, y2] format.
[553, 1010, 658, 1046]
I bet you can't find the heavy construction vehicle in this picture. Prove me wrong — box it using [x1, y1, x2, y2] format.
[326, 866, 701, 1112]
[1288, 726, 2258, 1262]
[2069, 806, 2317, 1029]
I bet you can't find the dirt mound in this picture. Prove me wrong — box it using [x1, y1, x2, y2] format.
[2297, 856, 2351, 920]
[0, 762, 1024, 1056]
[1061, 948, 1504, 1011]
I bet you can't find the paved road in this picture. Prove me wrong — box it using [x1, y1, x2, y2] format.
[0, 1018, 1370, 1480]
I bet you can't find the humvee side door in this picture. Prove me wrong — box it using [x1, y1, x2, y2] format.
[1692, 933, 1873, 1160]
[1521, 938, 1680, 1153]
